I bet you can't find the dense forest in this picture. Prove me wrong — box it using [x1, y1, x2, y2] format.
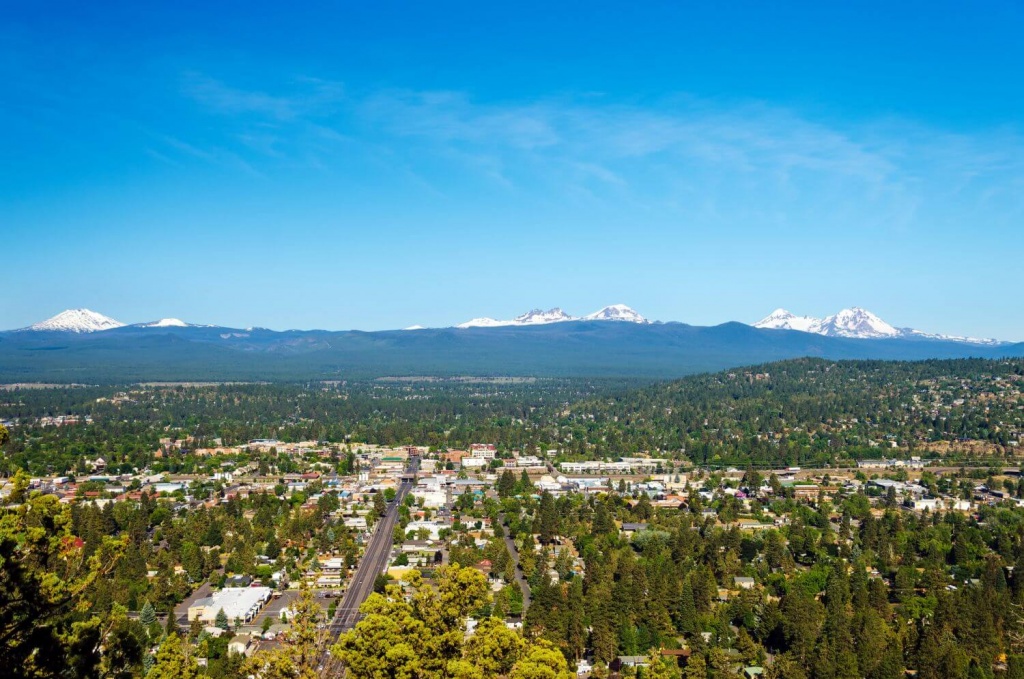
[9, 459, 1024, 678]
[503, 487, 1024, 678]
[2, 358, 1022, 475]
[4, 357, 1024, 678]
[562, 358, 1024, 466]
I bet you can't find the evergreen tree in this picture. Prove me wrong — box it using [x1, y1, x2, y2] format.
[498, 470, 517, 498]
[145, 633, 199, 679]
[464, 617, 526, 676]
[678, 576, 697, 634]
[165, 609, 179, 635]
[509, 639, 574, 679]
[537, 492, 559, 543]
[139, 600, 156, 627]
[215, 608, 229, 630]
[682, 653, 707, 679]
[242, 587, 323, 679]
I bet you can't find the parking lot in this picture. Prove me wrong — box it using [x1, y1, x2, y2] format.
[246, 589, 336, 630]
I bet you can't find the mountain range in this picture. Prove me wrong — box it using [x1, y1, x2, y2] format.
[1, 305, 1021, 382]
[753, 307, 1002, 345]
[456, 304, 649, 328]
[11, 304, 1003, 345]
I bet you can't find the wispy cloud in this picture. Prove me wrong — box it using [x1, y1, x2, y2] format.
[155, 133, 265, 178]
[362, 91, 897, 181]
[166, 73, 1024, 228]
[181, 73, 344, 120]
[355, 88, 1024, 228]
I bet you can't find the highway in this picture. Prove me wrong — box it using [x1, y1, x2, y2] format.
[327, 455, 419, 640]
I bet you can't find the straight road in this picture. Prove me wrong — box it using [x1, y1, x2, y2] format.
[327, 455, 419, 640]
[498, 513, 531, 613]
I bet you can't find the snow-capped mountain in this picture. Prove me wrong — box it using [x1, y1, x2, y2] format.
[26, 309, 125, 333]
[584, 304, 650, 323]
[457, 305, 648, 328]
[457, 308, 575, 328]
[139, 318, 190, 328]
[753, 307, 1000, 345]
[752, 308, 820, 333]
[513, 308, 577, 325]
[456, 317, 509, 328]
[813, 307, 899, 339]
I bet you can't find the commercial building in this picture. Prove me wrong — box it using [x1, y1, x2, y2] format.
[187, 587, 272, 625]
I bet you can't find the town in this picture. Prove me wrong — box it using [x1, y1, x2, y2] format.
[5, 416, 1024, 677]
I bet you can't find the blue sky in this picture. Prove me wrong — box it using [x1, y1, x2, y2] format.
[3, 1, 1023, 338]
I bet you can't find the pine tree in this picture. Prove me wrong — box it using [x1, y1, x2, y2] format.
[146, 633, 199, 679]
[565, 579, 587, 660]
[537, 491, 559, 543]
[140, 601, 156, 627]
[464, 617, 526, 676]
[215, 608, 229, 630]
[678, 576, 697, 634]
[243, 587, 324, 678]
[646, 652, 682, 679]
[509, 639, 574, 679]
[682, 653, 707, 679]
[165, 610, 179, 636]
[498, 470, 517, 498]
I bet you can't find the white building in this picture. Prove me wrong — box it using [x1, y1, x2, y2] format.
[406, 520, 446, 540]
[560, 460, 646, 474]
[470, 444, 496, 460]
[412, 489, 448, 509]
[187, 587, 272, 625]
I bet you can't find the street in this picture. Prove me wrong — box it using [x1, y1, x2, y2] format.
[498, 513, 532, 613]
[327, 455, 419, 640]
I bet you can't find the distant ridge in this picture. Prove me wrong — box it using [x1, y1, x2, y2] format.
[1, 311, 1021, 382]
[7, 305, 1008, 346]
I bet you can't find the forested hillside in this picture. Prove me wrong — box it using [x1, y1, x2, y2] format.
[560, 358, 1024, 466]
[3, 359, 1023, 477]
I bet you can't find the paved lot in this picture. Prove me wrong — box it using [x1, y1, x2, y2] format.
[173, 582, 213, 625]
[237, 590, 334, 635]
[251, 590, 301, 628]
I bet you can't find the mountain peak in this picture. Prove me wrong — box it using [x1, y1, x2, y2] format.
[584, 304, 648, 323]
[457, 304, 649, 328]
[141, 318, 189, 328]
[456, 317, 506, 329]
[27, 309, 125, 333]
[753, 308, 819, 333]
[818, 307, 899, 338]
[752, 306, 1000, 344]
[754, 306, 898, 338]
[765, 308, 793, 318]
[512, 308, 576, 324]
